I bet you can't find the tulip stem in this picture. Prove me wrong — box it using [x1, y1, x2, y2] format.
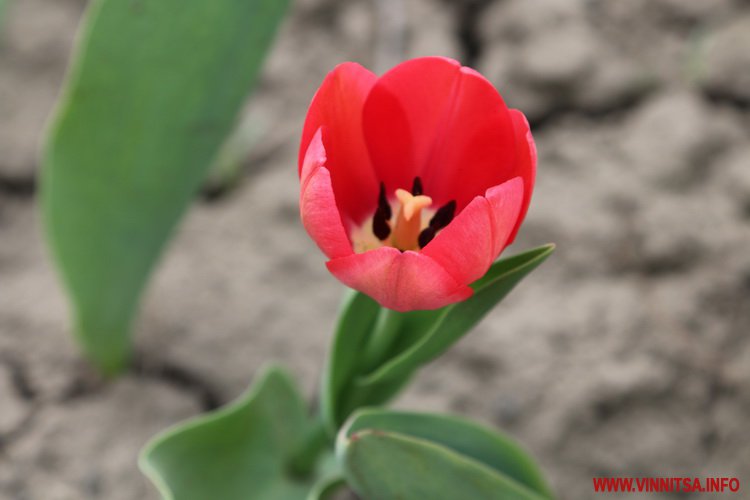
[364, 308, 404, 371]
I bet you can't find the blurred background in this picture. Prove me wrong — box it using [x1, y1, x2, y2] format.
[1, 0, 749, 498]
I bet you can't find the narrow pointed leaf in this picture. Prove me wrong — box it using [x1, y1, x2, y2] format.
[359, 244, 555, 391]
[140, 365, 323, 500]
[338, 410, 553, 500]
[41, 0, 289, 374]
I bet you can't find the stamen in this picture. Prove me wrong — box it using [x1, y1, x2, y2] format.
[373, 212, 391, 240]
[429, 200, 456, 230]
[417, 200, 456, 249]
[372, 182, 392, 240]
[411, 177, 424, 196]
[418, 227, 436, 248]
[378, 182, 392, 219]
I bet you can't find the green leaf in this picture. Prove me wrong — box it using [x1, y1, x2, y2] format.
[41, 0, 290, 374]
[140, 365, 326, 500]
[341, 410, 554, 499]
[358, 244, 555, 395]
[306, 476, 346, 500]
[321, 291, 381, 432]
[338, 410, 553, 500]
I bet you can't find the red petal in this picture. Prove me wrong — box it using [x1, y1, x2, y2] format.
[485, 177, 525, 257]
[506, 109, 537, 243]
[362, 57, 517, 210]
[422, 177, 524, 285]
[326, 247, 473, 311]
[300, 63, 379, 224]
[300, 129, 354, 259]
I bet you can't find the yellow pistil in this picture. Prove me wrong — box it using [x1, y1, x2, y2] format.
[392, 188, 433, 251]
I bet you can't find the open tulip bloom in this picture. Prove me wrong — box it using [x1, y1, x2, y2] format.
[140, 57, 554, 500]
[299, 56, 536, 311]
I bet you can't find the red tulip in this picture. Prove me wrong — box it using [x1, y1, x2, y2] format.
[299, 57, 536, 312]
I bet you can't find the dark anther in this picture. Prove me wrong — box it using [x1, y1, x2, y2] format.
[378, 182, 392, 219]
[373, 182, 392, 240]
[418, 200, 456, 248]
[418, 227, 436, 248]
[373, 212, 391, 240]
[411, 177, 424, 196]
[429, 200, 456, 230]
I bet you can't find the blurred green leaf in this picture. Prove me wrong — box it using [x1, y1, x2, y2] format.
[0, 0, 11, 36]
[341, 410, 554, 499]
[358, 244, 555, 395]
[140, 365, 328, 500]
[306, 476, 346, 500]
[41, 0, 289, 374]
[321, 291, 381, 432]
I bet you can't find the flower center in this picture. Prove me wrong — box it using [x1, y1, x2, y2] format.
[392, 188, 433, 251]
[352, 177, 456, 253]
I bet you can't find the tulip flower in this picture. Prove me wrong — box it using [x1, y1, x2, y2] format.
[144, 47, 554, 500]
[299, 57, 536, 311]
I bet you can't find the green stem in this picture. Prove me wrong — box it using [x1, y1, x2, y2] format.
[363, 308, 403, 372]
[287, 416, 330, 479]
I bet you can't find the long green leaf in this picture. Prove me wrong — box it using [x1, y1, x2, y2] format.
[359, 244, 555, 390]
[140, 365, 325, 500]
[338, 410, 553, 500]
[41, 0, 289, 374]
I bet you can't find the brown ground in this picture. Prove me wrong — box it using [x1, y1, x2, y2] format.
[1, 0, 749, 499]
